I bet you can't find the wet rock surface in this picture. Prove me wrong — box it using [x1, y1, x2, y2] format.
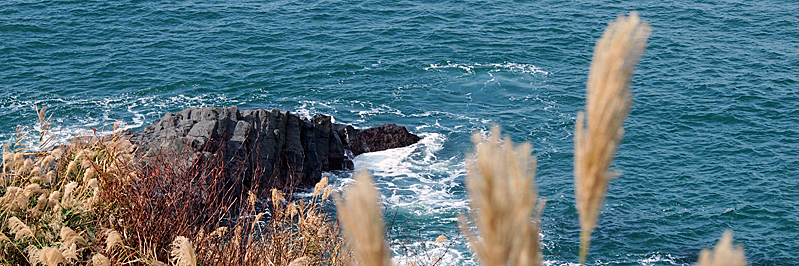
[125, 106, 420, 189]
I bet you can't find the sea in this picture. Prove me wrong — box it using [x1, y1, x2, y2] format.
[1, 0, 797, 265]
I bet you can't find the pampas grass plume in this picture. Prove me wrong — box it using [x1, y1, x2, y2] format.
[83, 166, 96, 183]
[170, 236, 197, 266]
[92, 253, 111, 266]
[60, 226, 87, 247]
[334, 169, 392, 266]
[271, 188, 285, 207]
[39, 246, 67, 266]
[8, 216, 34, 241]
[105, 229, 124, 252]
[574, 11, 650, 265]
[322, 185, 332, 201]
[66, 160, 77, 176]
[695, 231, 747, 266]
[459, 125, 544, 266]
[289, 256, 311, 266]
[314, 177, 329, 197]
[60, 243, 79, 263]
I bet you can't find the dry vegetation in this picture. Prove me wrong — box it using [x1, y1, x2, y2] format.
[1, 12, 749, 266]
[1, 107, 346, 265]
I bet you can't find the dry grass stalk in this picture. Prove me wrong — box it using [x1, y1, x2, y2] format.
[574, 11, 651, 265]
[459, 126, 545, 266]
[170, 236, 197, 266]
[334, 169, 392, 266]
[695, 231, 747, 266]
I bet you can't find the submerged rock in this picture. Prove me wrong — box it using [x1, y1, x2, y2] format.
[125, 106, 420, 190]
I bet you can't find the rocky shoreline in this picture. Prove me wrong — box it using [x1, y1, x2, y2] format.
[125, 106, 420, 190]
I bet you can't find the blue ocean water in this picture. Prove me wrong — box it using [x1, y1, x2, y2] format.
[1, 0, 797, 265]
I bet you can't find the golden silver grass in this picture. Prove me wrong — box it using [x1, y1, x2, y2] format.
[1, 186, 24, 211]
[314, 177, 329, 198]
[334, 169, 392, 266]
[66, 160, 77, 177]
[574, 12, 650, 265]
[271, 188, 285, 207]
[695, 231, 747, 266]
[92, 253, 112, 266]
[2, 152, 12, 173]
[39, 246, 67, 266]
[210, 227, 228, 238]
[24, 183, 42, 198]
[61, 181, 79, 207]
[105, 229, 124, 252]
[286, 202, 298, 219]
[289, 256, 311, 266]
[48, 191, 61, 209]
[170, 236, 197, 266]
[30, 166, 41, 178]
[60, 243, 79, 263]
[32, 194, 48, 214]
[322, 185, 332, 201]
[60, 226, 87, 247]
[83, 166, 96, 183]
[459, 125, 545, 266]
[248, 190, 258, 207]
[8, 216, 34, 241]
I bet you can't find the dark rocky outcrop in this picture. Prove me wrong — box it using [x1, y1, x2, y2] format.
[125, 106, 420, 190]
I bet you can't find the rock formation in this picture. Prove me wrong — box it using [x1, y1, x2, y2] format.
[125, 106, 420, 190]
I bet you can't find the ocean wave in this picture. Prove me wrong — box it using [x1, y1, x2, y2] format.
[424, 62, 550, 76]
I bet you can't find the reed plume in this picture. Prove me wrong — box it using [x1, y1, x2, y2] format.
[38, 246, 67, 266]
[695, 231, 747, 266]
[105, 229, 124, 252]
[459, 125, 545, 266]
[289, 256, 311, 266]
[60, 243, 79, 263]
[334, 169, 392, 266]
[170, 236, 197, 266]
[92, 253, 111, 266]
[60, 226, 87, 247]
[8, 216, 34, 241]
[574, 11, 650, 265]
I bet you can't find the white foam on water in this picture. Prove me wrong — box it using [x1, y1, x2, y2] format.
[352, 133, 468, 216]
[424, 61, 550, 76]
[1, 93, 237, 152]
[638, 253, 688, 266]
[391, 238, 475, 266]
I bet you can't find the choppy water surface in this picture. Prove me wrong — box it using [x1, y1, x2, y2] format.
[2, 1, 797, 264]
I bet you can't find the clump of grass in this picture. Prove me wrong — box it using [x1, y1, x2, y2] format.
[334, 169, 392, 266]
[0, 112, 137, 265]
[459, 125, 545, 266]
[695, 231, 747, 266]
[573, 11, 651, 265]
[102, 141, 346, 265]
[2, 107, 348, 265]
